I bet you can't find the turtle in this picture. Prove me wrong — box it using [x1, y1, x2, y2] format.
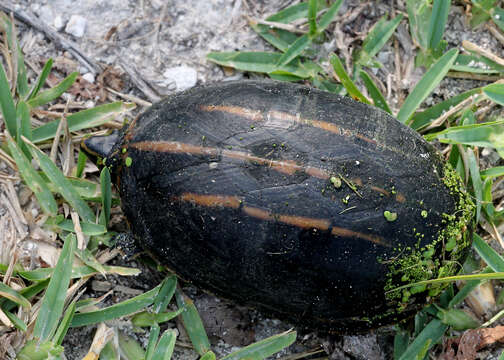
[82, 80, 474, 333]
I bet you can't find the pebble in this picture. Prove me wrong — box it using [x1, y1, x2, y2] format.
[65, 15, 87, 38]
[82, 73, 95, 83]
[54, 15, 65, 31]
[163, 65, 198, 91]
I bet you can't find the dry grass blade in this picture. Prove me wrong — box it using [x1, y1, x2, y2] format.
[0, 308, 13, 328]
[247, 16, 307, 34]
[105, 87, 152, 107]
[485, 22, 504, 46]
[423, 95, 477, 131]
[83, 323, 114, 360]
[462, 40, 504, 67]
[0, 146, 16, 171]
[71, 211, 86, 250]
[49, 99, 70, 164]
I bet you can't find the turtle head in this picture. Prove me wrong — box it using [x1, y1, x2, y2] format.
[81, 131, 120, 159]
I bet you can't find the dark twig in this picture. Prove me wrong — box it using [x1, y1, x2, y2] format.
[0, 3, 101, 75]
[117, 59, 162, 103]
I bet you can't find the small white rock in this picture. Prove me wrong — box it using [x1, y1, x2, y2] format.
[54, 15, 65, 31]
[65, 15, 87, 38]
[482, 148, 492, 157]
[82, 72, 95, 83]
[84, 100, 95, 108]
[163, 65, 198, 91]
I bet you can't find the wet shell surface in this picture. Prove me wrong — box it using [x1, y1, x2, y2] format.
[91, 80, 473, 333]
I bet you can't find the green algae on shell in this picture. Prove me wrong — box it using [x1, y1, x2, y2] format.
[383, 162, 474, 308]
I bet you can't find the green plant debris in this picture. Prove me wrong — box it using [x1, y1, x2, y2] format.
[383, 162, 475, 310]
[330, 176, 342, 188]
[384, 210, 398, 222]
[339, 173, 363, 198]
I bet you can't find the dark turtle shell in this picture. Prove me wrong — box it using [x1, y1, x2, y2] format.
[86, 80, 473, 333]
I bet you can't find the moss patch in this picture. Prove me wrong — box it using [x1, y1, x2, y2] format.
[383, 162, 475, 311]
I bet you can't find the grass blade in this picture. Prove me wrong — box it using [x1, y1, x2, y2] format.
[16, 101, 32, 158]
[131, 308, 184, 327]
[448, 266, 493, 308]
[201, 351, 216, 360]
[52, 300, 76, 345]
[276, 34, 311, 67]
[75, 148, 88, 178]
[17, 264, 139, 282]
[250, 2, 308, 51]
[153, 275, 177, 314]
[0, 63, 17, 138]
[221, 330, 297, 360]
[33, 234, 76, 342]
[119, 332, 145, 360]
[393, 329, 409, 360]
[145, 324, 160, 360]
[428, 0, 450, 49]
[26, 72, 78, 108]
[493, 7, 504, 32]
[483, 83, 504, 105]
[175, 289, 211, 356]
[206, 52, 319, 79]
[1, 280, 49, 313]
[268, 2, 308, 23]
[41, 175, 107, 201]
[473, 233, 504, 272]
[0, 13, 29, 97]
[27, 140, 95, 223]
[318, 0, 343, 31]
[398, 319, 447, 360]
[423, 120, 504, 150]
[27, 58, 53, 101]
[356, 14, 403, 67]
[6, 137, 58, 215]
[0, 283, 31, 310]
[470, 0, 497, 27]
[70, 283, 162, 327]
[407, 0, 431, 49]
[398, 48, 458, 124]
[330, 54, 371, 104]
[308, 0, 317, 36]
[359, 70, 392, 113]
[410, 88, 481, 130]
[452, 54, 502, 74]
[481, 166, 504, 179]
[152, 329, 177, 360]
[4, 308, 27, 331]
[16, 340, 64, 360]
[50, 218, 107, 236]
[250, 23, 291, 52]
[100, 167, 112, 228]
[32, 101, 134, 143]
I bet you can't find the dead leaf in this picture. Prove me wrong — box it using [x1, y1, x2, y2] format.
[69, 76, 104, 100]
[441, 326, 504, 359]
[97, 66, 124, 92]
[478, 326, 504, 348]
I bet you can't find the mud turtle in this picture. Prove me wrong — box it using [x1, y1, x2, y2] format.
[83, 80, 473, 333]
